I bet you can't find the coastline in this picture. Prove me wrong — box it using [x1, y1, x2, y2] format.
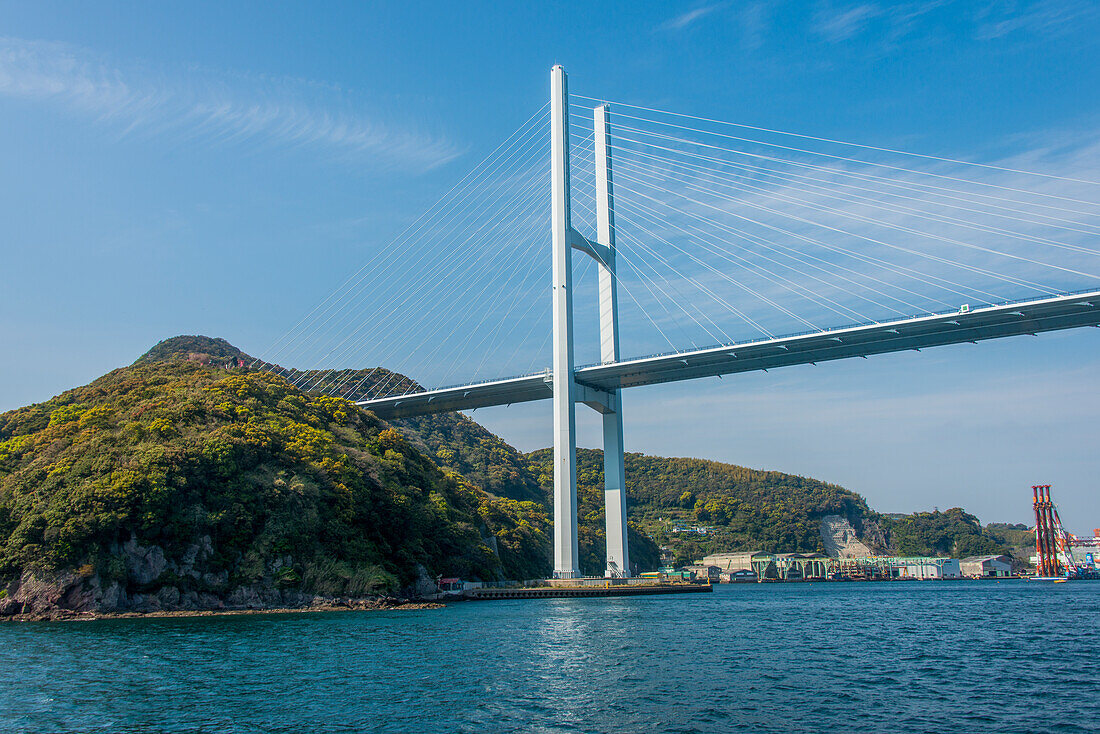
[0, 598, 444, 623]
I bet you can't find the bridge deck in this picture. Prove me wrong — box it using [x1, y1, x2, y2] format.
[355, 289, 1100, 419]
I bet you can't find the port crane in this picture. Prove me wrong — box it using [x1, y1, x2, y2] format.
[1031, 485, 1093, 580]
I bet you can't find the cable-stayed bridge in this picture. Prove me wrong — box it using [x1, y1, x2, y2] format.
[355, 289, 1100, 417]
[259, 66, 1100, 581]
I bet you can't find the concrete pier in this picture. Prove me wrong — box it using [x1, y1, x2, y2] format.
[464, 581, 712, 600]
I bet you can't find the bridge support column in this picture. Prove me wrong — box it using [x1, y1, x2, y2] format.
[602, 405, 629, 577]
[594, 103, 630, 578]
[547, 73, 629, 580]
[550, 65, 580, 578]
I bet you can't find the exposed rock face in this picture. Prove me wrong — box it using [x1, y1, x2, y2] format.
[0, 568, 433, 620]
[858, 519, 889, 553]
[820, 515, 873, 558]
[121, 535, 167, 585]
[0, 570, 89, 616]
[1, 571, 121, 616]
[1, 534, 440, 620]
[401, 565, 441, 600]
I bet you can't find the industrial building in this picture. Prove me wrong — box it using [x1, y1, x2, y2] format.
[682, 564, 721, 582]
[688, 553, 977, 582]
[1069, 529, 1100, 567]
[896, 558, 961, 579]
[702, 552, 762, 573]
[959, 555, 1013, 578]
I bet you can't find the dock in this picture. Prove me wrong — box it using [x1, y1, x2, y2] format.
[464, 582, 712, 600]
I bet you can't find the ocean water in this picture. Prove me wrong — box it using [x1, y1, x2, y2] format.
[1, 581, 1098, 733]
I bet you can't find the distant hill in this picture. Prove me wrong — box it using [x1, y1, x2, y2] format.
[984, 522, 1034, 555]
[868, 508, 1012, 559]
[524, 450, 1022, 567]
[527, 448, 871, 567]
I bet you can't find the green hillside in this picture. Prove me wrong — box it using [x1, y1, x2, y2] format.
[523, 450, 1022, 566]
[527, 448, 871, 567]
[983, 522, 1034, 560]
[394, 413, 544, 505]
[261, 365, 544, 504]
[869, 509, 1013, 559]
[0, 342, 551, 615]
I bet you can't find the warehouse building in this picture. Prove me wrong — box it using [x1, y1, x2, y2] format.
[701, 552, 762, 572]
[960, 555, 1012, 578]
[896, 558, 961, 579]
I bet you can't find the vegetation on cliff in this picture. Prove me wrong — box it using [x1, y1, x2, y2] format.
[254, 365, 542, 504]
[870, 510, 1021, 559]
[525, 448, 870, 567]
[982, 522, 1034, 560]
[0, 342, 551, 613]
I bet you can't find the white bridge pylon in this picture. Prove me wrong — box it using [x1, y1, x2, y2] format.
[355, 66, 1100, 581]
[551, 65, 628, 578]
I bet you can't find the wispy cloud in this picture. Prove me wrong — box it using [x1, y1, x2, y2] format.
[656, 2, 1097, 55]
[973, 0, 1100, 41]
[0, 37, 463, 171]
[660, 3, 725, 31]
[810, 1, 944, 45]
[810, 1, 1097, 47]
[813, 3, 882, 42]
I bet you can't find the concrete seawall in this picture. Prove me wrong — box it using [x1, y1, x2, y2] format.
[465, 582, 713, 600]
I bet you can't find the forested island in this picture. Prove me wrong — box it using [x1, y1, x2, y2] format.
[0, 336, 1028, 619]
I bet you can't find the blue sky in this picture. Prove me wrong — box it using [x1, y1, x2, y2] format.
[3, 1, 1099, 530]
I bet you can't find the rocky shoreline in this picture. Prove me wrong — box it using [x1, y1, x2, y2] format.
[0, 550, 449, 622]
[2, 596, 444, 622]
[0, 530, 456, 622]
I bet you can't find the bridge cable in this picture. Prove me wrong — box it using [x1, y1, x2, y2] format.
[257, 102, 550, 374]
[598, 124, 1100, 231]
[309, 154, 549, 398]
[606, 150, 1028, 306]
[610, 166, 1063, 297]
[567, 134, 741, 346]
[609, 166, 1014, 307]
[612, 141, 1100, 255]
[625, 161, 1100, 286]
[597, 118, 1100, 221]
[303, 121, 552, 396]
[340, 161, 552, 399]
[577, 104, 1100, 209]
[570, 193, 727, 348]
[297, 118, 551, 392]
[274, 108, 551, 390]
[613, 195, 891, 326]
[571, 96, 1100, 187]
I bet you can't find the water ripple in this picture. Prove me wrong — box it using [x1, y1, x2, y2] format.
[1, 582, 1099, 733]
